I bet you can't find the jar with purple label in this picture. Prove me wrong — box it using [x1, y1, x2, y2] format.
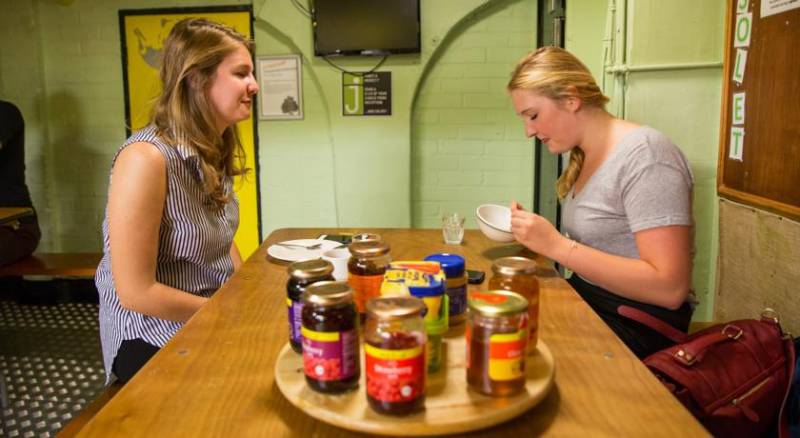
[301, 281, 360, 393]
[287, 259, 334, 353]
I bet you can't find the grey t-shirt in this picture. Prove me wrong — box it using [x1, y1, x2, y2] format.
[561, 126, 693, 260]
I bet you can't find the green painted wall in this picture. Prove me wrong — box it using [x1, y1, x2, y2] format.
[411, 0, 537, 229]
[256, 0, 536, 233]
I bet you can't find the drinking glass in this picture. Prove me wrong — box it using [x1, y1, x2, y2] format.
[441, 213, 465, 245]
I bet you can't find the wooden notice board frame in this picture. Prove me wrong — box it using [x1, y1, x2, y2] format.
[717, 0, 800, 220]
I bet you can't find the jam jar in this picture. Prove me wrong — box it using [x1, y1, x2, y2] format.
[466, 290, 528, 397]
[301, 281, 360, 394]
[287, 259, 335, 353]
[364, 296, 427, 415]
[424, 253, 468, 326]
[348, 240, 391, 316]
[488, 256, 540, 350]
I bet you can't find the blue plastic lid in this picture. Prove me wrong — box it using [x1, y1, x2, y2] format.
[424, 253, 465, 278]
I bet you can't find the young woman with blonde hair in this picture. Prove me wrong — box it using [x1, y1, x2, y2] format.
[507, 46, 694, 358]
[95, 18, 259, 382]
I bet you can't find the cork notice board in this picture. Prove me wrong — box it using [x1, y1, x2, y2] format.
[717, 0, 800, 220]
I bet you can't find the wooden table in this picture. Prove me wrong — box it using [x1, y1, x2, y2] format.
[78, 229, 708, 437]
[0, 207, 33, 225]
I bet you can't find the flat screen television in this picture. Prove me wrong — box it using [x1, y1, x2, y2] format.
[312, 0, 421, 57]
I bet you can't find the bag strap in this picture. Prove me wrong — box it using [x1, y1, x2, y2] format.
[778, 334, 796, 438]
[617, 305, 688, 343]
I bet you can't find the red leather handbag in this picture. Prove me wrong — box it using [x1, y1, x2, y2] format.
[618, 306, 796, 437]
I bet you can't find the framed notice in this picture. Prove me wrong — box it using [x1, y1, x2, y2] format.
[257, 55, 303, 120]
[342, 72, 391, 116]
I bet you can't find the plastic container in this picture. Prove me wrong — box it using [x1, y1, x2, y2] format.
[381, 262, 448, 373]
[488, 256, 540, 351]
[424, 253, 468, 326]
[466, 290, 528, 397]
[301, 281, 360, 394]
[364, 296, 427, 415]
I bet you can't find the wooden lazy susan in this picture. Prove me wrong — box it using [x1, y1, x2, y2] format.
[274, 334, 555, 436]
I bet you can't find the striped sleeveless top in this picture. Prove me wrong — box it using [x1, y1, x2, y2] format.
[95, 125, 239, 380]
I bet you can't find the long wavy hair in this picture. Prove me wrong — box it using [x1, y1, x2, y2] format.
[152, 18, 253, 208]
[507, 46, 609, 199]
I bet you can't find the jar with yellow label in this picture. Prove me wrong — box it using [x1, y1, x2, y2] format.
[287, 259, 335, 353]
[488, 256, 539, 351]
[466, 290, 528, 397]
[364, 296, 427, 415]
[301, 281, 360, 394]
[348, 240, 391, 316]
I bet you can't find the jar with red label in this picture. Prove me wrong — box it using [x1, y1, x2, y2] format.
[466, 290, 528, 397]
[364, 296, 427, 415]
[301, 281, 360, 394]
[488, 256, 539, 351]
[348, 240, 391, 316]
[287, 259, 335, 353]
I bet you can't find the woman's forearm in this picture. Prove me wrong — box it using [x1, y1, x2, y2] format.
[550, 235, 690, 310]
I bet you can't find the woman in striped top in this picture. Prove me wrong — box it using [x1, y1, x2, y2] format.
[95, 18, 259, 383]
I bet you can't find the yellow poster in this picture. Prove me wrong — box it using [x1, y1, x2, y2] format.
[120, 6, 261, 259]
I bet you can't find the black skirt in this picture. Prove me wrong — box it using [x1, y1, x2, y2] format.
[567, 274, 692, 359]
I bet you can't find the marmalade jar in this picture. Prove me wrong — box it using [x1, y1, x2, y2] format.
[466, 290, 528, 397]
[287, 259, 334, 353]
[488, 256, 540, 351]
[364, 296, 427, 415]
[301, 281, 360, 394]
[348, 240, 391, 316]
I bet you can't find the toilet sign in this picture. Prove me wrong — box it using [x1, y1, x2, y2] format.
[342, 72, 391, 116]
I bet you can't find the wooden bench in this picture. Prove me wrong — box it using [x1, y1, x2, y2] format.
[56, 382, 122, 437]
[0, 253, 101, 278]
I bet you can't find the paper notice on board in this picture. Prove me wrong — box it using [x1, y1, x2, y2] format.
[737, 0, 749, 13]
[730, 127, 745, 161]
[732, 92, 746, 125]
[733, 49, 748, 83]
[734, 13, 752, 47]
[761, 0, 800, 17]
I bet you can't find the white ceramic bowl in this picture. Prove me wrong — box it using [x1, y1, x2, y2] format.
[476, 204, 514, 242]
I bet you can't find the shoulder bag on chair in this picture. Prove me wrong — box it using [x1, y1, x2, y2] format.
[618, 305, 796, 438]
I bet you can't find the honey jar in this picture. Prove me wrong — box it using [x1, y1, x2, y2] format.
[466, 290, 528, 397]
[488, 256, 539, 350]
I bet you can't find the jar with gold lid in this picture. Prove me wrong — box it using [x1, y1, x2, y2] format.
[364, 296, 427, 415]
[466, 290, 528, 397]
[287, 259, 335, 353]
[301, 281, 360, 394]
[488, 256, 539, 350]
[348, 240, 391, 315]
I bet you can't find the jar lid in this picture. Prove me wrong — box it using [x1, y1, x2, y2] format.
[366, 296, 425, 320]
[303, 281, 353, 306]
[424, 253, 465, 278]
[468, 290, 528, 317]
[288, 259, 334, 279]
[491, 256, 537, 276]
[352, 232, 382, 243]
[349, 240, 390, 257]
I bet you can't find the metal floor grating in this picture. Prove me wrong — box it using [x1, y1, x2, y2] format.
[0, 300, 105, 437]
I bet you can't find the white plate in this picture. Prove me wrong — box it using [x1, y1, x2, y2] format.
[266, 239, 342, 262]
